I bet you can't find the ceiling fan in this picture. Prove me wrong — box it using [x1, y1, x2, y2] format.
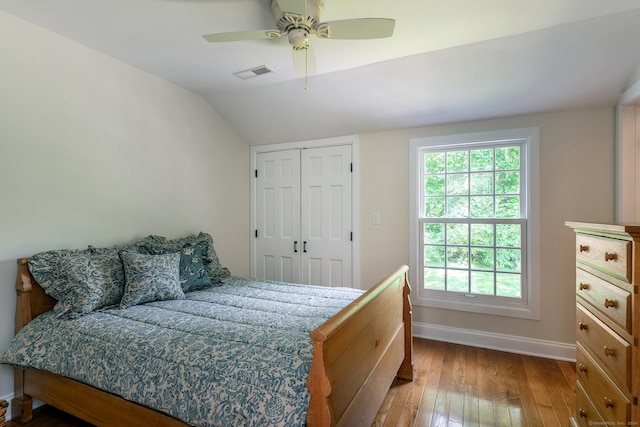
[202, 0, 395, 78]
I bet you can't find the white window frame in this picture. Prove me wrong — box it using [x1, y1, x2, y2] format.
[409, 127, 540, 319]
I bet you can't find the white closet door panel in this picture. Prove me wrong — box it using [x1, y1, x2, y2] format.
[330, 259, 344, 285]
[307, 257, 323, 286]
[330, 185, 343, 240]
[308, 186, 323, 239]
[256, 150, 300, 282]
[301, 145, 352, 286]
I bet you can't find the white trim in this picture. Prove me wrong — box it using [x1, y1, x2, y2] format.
[250, 135, 361, 288]
[619, 79, 640, 106]
[616, 79, 640, 222]
[615, 105, 638, 222]
[409, 127, 540, 319]
[413, 322, 576, 362]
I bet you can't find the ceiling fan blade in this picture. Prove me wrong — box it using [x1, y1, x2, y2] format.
[292, 45, 317, 77]
[203, 30, 278, 43]
[319, 18, 395, 40]
[277, 0, 307, 16]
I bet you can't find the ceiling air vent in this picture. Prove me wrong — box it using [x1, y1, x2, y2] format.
[233, 65, 274, 80]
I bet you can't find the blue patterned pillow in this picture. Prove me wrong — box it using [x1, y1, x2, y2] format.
[142, 245, 212, 292]
[119, 251, 185, 309]
[142, 232, 230, 282]
[28, 250, 125, 319]
[119, 235, 166, 254]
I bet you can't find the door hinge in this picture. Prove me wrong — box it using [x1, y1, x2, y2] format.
[254, 169, 258, 178]
[255, 229, 258, 238]
[350, 232, 353, 241]
[350, 163, 353, 172]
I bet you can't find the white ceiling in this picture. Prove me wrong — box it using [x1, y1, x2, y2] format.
[2, 0, 640, 145]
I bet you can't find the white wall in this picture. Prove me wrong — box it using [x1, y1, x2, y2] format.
[359, 108, 615, 354]
[0, 11, 250, 405]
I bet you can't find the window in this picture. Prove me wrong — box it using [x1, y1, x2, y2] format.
[409, 128, 540, 319]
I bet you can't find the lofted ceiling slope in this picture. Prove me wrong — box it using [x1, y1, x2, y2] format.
[1, 0, 640, 145]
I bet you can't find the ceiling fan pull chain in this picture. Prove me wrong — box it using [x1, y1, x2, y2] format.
[304, 47, 310, 90]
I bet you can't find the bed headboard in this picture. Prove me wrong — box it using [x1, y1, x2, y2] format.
[15, 258, 55, 334]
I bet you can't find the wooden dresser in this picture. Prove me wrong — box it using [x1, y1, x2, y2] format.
[566, 222, 640, 426]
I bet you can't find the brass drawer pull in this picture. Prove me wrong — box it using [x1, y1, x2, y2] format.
[604, 252, 617, 261]
[578, 322, 588, 331]
[604, 397, 614, 408]
[579, 409, 587, 418]
[604, 299, 617, 309]
[579, 245, 589, 252]
[578, 364, 587, 373]
[578, 283, 589, 291]
[603, 346, 616, 357]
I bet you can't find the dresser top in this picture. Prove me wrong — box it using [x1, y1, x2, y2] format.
[566, 221, 640, 237]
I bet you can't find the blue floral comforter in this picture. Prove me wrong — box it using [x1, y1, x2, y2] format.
[1, 276, 363, 426]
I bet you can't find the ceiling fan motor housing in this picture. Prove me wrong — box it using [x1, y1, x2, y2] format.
[272, 0, 323, 47]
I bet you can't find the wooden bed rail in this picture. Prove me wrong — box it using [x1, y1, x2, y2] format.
[307, 265, 413, 427]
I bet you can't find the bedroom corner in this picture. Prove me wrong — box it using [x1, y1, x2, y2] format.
[0, 10, 251, 416]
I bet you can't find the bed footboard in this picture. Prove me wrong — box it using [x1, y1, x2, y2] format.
[307, 265, 413, 427]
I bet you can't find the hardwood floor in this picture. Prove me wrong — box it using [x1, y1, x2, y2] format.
[374, 339, 575, 426]
[6, 338, 576, 427]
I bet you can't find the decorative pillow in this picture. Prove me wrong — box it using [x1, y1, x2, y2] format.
[87, 245, 119, 255]
[142, 245, 212, 292]
[28, 250, 125, 319]
[120, 235, 166, 254]
[142, 232, 230, 282]
[118, 251, 185, 309]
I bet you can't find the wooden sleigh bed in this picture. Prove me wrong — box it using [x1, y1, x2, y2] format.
[10, 258, 413, 427]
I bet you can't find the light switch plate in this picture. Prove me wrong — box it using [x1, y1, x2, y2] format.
[372, 212, 381, 225]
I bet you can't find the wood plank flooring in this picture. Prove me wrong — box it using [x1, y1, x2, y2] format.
[6, 338, 576, 427]
[374, 339, 575, 426]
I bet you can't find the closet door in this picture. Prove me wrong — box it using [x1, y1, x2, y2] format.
[255, 150, 301, 282]
[301, 145, 352, 286]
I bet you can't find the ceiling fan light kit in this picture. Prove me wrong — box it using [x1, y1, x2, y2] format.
[202, 0, 395, 78]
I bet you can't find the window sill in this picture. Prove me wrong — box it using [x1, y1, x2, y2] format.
[413, 294, 540, 320]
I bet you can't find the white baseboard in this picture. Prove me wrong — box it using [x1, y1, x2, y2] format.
[413, 321, 576, 362]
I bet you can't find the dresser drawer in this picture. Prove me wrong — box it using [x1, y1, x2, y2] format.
[576, 268, 632, 334]
[576, 303, 631, 391]
[576, 343, 630, 423]
[575, 234, 631, 283]
[575, 381, 606, 427]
